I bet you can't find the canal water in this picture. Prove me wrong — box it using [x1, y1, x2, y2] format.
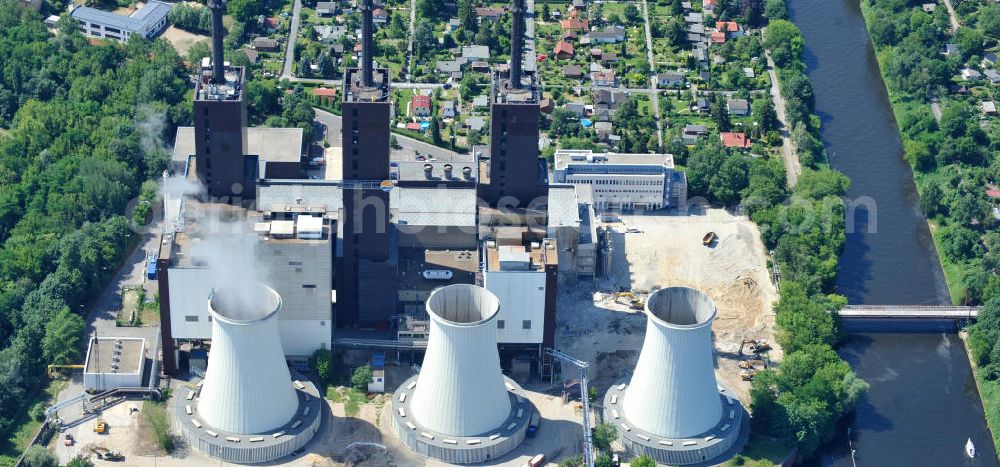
[787, 0, 998, 465]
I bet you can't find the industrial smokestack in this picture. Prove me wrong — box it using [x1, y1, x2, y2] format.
[509, 0, 525, 88]
[198, 285, 298, 434]
[208, 0, 227, 84]
[603, 287, 746, 465]
[361, 0, 375, 87]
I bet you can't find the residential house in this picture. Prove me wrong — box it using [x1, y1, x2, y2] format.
[704, 0, 716, 14]
[312, 87, 337, 104]
[539, 98, 555, 113]
[681, 1, 692, 10]
[406, 122, 422, 131]
[476, 7, 504, 21]
[373, 7, 388, 24]
[560, 18, 589, 33]
[694, 97, 711, 113]
[600, 52, 618, 63]
[441, 100, 457, 118]
[331, 43, 345, 56]
[984, 101, 997, 115]
[253, 37, 280, 52]
[720, 132, 751, 149]
[562, 30, 578, 41]
[691, 46, 708, 63]
[467, 116, 486, 132]
[316, 1, 337, 16]
[921, 3, 936, 12]
[572, 0, 586, 10]
[685, 12, 703, 23]
[263, 16, 280, 32]
[470, 61, 491, 72]
[242, 48, 259, 63]
[590, 62, 606, 73]
[590, 47, 603, 59]
[591, 26, 626, 43]
[710, 31, 726, 44]
[682, 124, 708, 144]
[942, 43, 959, 56]
[446, 18, 461, 33]
[657, 71, 685, 87]
[985, 69, 1000, 84]
[594, 121, 614, 142]
[743, 67, 756, 78]
[411, 95, 432, 117]
[727, 98, 750, 116]
[473, 95, 489, 108]
[689, 23, 705, 35]
[564, 102, 586, 116]
[594, 89, 626, 111]
[687, 32, 704, 43]
[314, 25, 346, 43]
[463, 45, 490, 60]
[962, 68, 983, 81]
[984, 52, 998, 67]
[563, 64, 584, 79]
[436, 60, 463, 74]
[591, 70, 616, 87]
[554, 40, 575, 59]
[716, 21, 743, 37]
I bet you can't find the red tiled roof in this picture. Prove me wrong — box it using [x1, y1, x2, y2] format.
[406, 122, 422, 130]
[721, 132, 750, 148]
[705, 0, 716, 6]
[987, 189, 1000, 198]
[373, 7, 387, 18]
[560, 18, 589, 30]
[554, 40, 574, 56]
[710, 31, 726, 43]
[476, 7, 504, 17]
[312, 88, 337, 97]
[411, 94, 431, 109]
[716, 21, 740, 32]
[265, 17, 280, 29]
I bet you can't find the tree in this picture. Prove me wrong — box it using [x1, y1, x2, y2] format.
[711, 95, 731, 131]
[419, 0, 446, 19]
[754, 98, 779, 133]
[979, 5, 1000, 39]
[297, 57, 313, 78]
[227, 0, 262, 24]
[764, 0, 788, 20]
[430, 117, 442, 145]
[764, 20, 804, 68]
[594, 453, 615, 467]
[42, 307, 85, 365]
[415, 20, 436, 58]
[312, 349, 333, 385]
[245, 79, 281, 120]
[66, 456, 95, 467]
[22, 446, 57, 467]
[592, 423, 618, 451]
[459, 0, 479, 33]
[624, 4, 641, 25]
[351, 365, 373, 392]
[940, 225, 983, 262]
[559, 456, 585, 467]
[630, 456, 656, 467]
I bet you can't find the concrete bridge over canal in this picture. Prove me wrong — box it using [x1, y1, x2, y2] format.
[838, 305, 979, 320]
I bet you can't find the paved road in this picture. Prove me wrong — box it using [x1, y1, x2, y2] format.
[765, 50, 800, 187]
[639, 0, 664, 148]
[313, 108, 465, 162]
[943, 0, 960, 34]
[406, 0, 416, 80]
[281, 0, 303, 78]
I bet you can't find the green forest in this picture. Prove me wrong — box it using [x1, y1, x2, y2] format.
[0, 2, 190, 462]
[684, 10, 868, 463]
[859, 0, 1000, 457]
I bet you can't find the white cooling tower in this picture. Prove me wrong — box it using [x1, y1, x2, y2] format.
[604, 287, 746, 465]
[198, 285, 299, 434]
[409, 284, 511, 435]
[392, 284, 533, 464]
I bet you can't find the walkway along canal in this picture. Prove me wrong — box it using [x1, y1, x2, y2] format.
[787, 0, 998, 464]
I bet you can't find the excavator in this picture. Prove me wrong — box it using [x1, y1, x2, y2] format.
[613, 291, 645, 310]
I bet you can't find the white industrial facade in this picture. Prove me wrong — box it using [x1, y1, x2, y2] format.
[553, 149, 687, 210]
[83, 337, 145, 392]
[198, 286, 299, 434]
[70, 1, 172, 42]
[483, 247, 546, 344]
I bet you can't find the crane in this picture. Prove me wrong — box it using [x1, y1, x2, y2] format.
[545, 348, 594, 467]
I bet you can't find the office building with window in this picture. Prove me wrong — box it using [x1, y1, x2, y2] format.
[553, 150, 687, 210]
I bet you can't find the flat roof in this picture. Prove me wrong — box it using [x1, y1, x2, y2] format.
[485, 238, 556, 272]
[84, 337, 144, 375]
[173, 127, 303, 164]
[547, 185, 580, 228]
[71, 1, 171, 33]
[554, 149, 675, 170]
[398, 247, 478, 293]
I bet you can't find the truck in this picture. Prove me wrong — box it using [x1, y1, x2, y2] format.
[146, 254, 158, 280]
[525, 454, 545, 467]
[526, 412, 540, 437]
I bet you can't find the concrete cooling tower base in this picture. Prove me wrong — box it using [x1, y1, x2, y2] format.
[603, 381, 747, 465]
[175, 371, 322, 464]
[391, 374, 533, 464]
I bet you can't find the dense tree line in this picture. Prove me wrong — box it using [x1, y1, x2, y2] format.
[680, 7, 868, 460]
[0, 3, 189, 451]
[168, 4, 213, 35]
[860, 0, 1000, 304]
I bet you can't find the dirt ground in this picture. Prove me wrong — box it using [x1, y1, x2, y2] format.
[556, 209, 782, 403]
[162, 26, 210, 57]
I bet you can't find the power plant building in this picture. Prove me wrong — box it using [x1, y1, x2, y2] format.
[70, 0, 172, 42]
[603, 287, 746, 465]
[83, 337, 146, 392]
[553, 149, 688, 210]
[482, 237, 557, 350]
[391, 285, 533, 463]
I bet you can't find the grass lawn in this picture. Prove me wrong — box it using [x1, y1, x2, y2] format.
[927, 220, 968, 304]
[727, 433, 793, 466]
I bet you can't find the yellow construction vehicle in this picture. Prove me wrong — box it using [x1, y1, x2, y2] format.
[47, 364, 84, 377]
[738, 359, 766, 370]
[740, 368, 756, 381]
[94, 418, 107, 434]
[613, 291, 645, 310]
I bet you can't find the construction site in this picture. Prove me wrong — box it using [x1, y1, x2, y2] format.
[557, 209, 781, 402]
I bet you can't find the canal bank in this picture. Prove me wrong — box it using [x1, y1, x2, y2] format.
[787, 0, 997, 464]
